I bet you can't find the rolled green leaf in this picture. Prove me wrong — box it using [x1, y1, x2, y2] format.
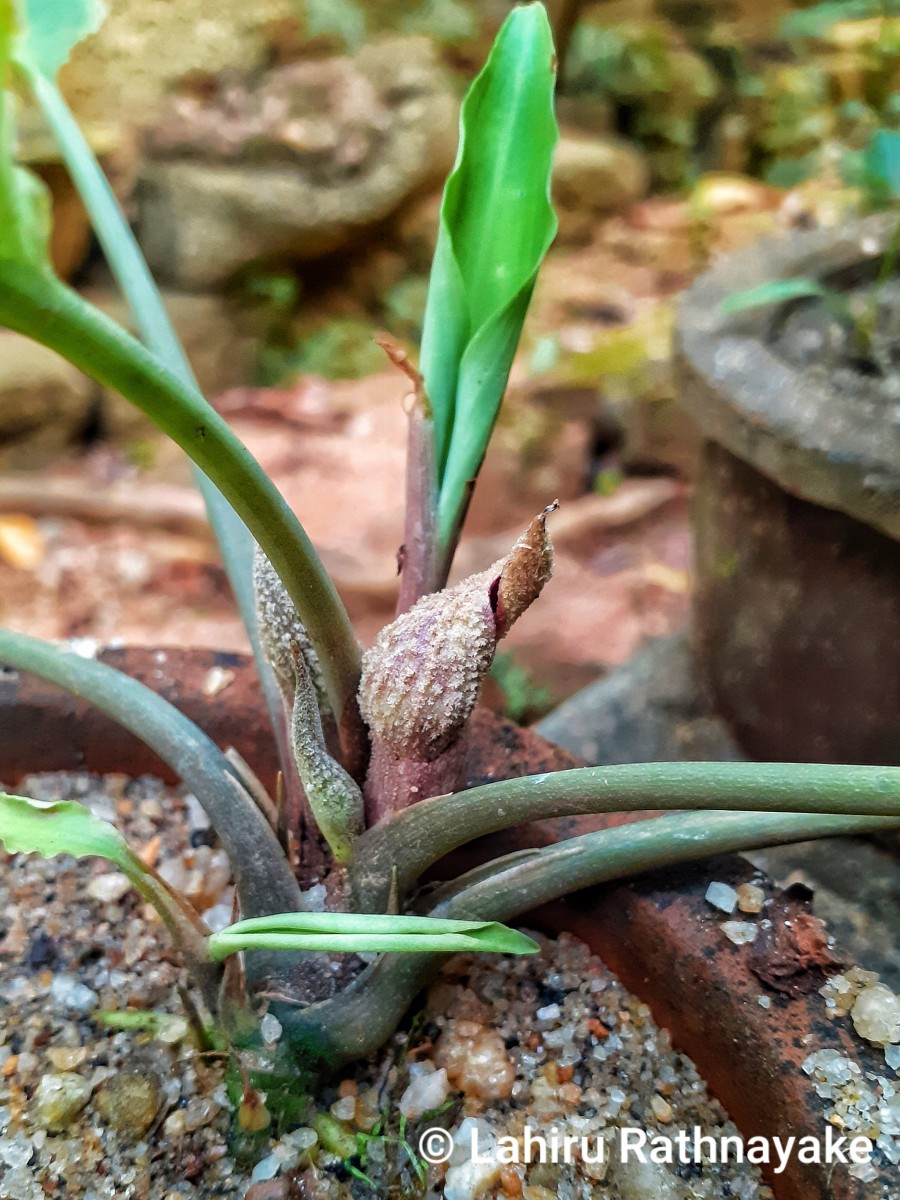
[208, 911, 538, 961]
[420, 1, 558, 550]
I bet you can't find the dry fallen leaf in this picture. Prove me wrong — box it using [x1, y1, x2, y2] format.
[0, 515, 45, 571]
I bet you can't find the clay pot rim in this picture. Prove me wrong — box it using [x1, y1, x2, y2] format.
[676, 210, 900, 540]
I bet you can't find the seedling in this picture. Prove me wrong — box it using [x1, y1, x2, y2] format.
[0, 0, 898, 1131]
[721, 215, 900, 368]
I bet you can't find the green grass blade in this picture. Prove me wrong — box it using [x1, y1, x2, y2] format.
[208, 912, 537, 960]
[419, 1, 558, 553]
[0, 626, 303, 918]
[0, 263, 361, 732]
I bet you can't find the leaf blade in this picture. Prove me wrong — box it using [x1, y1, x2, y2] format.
[419, 1, 558, 554]
[720, 277, 829, 316]
[208, 911, 538, 960]
[14, 0, 105, 78]
[0, 790, 135, 866]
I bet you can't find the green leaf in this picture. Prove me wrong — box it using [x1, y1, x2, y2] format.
[97, 1010, 189, 1039]
[21, 74, 297, 791]
[207, 912, 538, 961]
[0, 106, 51, 267]
[860, 129, 900, 204]
[0, 1, 52, 268]
[14, 0, 106, 78]
[0, 267, 362, 741]
[720, 278, 829, 316]
[419, 1, 558, 550]
[0, 789, 217, 993]
[0, 789, 140, 869]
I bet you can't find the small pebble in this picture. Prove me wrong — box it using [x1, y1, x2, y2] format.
[651, 1093, 673, 1123]
[398, 1066, 450, 1118]
[86, 872, 133, 904]
[94, 1067, 162, 1138]
[260, 1013, 283, 1045]
[852, 984, 900, 1046]
[705, 882, 738, 914]
[758, 996, 772, 1010]
[49, 974, 99, 1014]
[736, 883, 765, 914]
[33, 1073, 92, 1132]
[886, 1044, 900, 1071]
[330, 1095, 356, 1122]
[721, 921, 758, 945]
[45, 1047, 87, 1072]
[436, 1022, 515, 1101]
[163, 1110, 187, 1139]
[249, 1153, 280, 1184]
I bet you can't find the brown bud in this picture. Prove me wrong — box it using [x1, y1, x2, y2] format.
[359, 508, 555, 762]
[492, 502, 556, 637]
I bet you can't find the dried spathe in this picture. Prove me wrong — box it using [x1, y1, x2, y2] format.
[359, 507, 555, 763]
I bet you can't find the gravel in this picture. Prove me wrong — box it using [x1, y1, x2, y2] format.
[0, 773, 772, 1199]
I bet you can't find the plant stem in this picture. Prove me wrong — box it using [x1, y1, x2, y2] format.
[24, 70, 296, 791]
[352, 760, 900, 909]
[396, 408, 440, 615]
[282, 806, 900, 1067]
[0, 627, 303, 919]
[0, 262, 363, 753]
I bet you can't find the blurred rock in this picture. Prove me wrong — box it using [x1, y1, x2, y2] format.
[0, 285, 268, 465]
[85, 287, 267, 437]
[553, 133, 649, 243]
[0, 333, 96, 470]
[137, 39, 458, 289]
[58, 0, 297, 136]
[537, 633, 742, 766]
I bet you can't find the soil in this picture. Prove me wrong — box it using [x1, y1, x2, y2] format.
[0, 772, 771, 1200]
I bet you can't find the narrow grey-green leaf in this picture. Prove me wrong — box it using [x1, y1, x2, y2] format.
[419, 1, 558, 550]
[207, 912, 538, 961]
[0, 625, 303, 918]
[720, 278, 829, 316]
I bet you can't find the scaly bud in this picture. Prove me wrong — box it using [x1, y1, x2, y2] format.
[253, 545, 329, 713]
[359, 506, 555, 779]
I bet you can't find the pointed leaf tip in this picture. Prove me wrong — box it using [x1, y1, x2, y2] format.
[420, 0, 558, 549]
